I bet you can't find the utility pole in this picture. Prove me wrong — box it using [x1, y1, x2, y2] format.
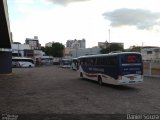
[141, 42, 143, 53]
[18, 43, 19, 56]
[108, 29, 110, 53]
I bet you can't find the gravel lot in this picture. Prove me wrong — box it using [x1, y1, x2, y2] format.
[0, 65, 160, 119]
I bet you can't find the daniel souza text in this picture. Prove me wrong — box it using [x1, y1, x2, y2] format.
[127, 114, 160, 120]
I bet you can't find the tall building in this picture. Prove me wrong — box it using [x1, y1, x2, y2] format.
[45, 42, 53, 47]
[66, 39, 86, 49]
[25, 36, 41, 49]
[78, 39, 86, 48]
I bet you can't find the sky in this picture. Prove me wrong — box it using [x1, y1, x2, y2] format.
[7, 0, 160, 48]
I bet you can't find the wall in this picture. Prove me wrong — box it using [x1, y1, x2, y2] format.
[0, 51, 12, 74]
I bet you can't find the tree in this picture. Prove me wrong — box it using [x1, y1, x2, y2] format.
[100, 43, 124, 54]
[128, 45, 141, 52]
[41, 42, 65, 57]
[41, 46, 52, 55]
[51, 42, 65, 57]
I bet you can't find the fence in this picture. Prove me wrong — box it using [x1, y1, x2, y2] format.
[143, 62, 160, 77]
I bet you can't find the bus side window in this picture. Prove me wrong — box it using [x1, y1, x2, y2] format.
[93, 58, 96, 65]
[84, 59, 87, 65]
[97, 58, 100, 65]
[94, 58, 97, 65]
[87, 58, 91, 65]
[104, 57, 107, 66]
[107, 57, 115, 66]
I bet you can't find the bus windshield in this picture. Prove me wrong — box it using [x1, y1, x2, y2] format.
[120, 53, 143, 76]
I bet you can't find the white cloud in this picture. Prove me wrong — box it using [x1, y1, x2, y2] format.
[45, 0, 90, 5]
[103, 8, 160, 30]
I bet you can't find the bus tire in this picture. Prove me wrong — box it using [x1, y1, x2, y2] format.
[98, 76, 102, 85]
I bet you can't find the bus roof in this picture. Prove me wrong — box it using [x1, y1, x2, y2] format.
[12, 57, 34, 60]
[61, 58, 71, 61]
[72, 58, 78, 60]
[78, 52, 141, 59]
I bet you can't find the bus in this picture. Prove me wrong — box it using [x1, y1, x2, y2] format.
[60, 59, 72, 68]
[78, 52, 143, 85]
[40, 56, 53, 65]
[71, 58, 78, 70]
[12, 57, 35, 68]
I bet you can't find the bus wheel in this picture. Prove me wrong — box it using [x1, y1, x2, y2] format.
[98, 76, 102, 85]
[80, 72, 83, 78]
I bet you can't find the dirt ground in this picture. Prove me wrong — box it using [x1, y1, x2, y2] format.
[0, 65, 160, 119]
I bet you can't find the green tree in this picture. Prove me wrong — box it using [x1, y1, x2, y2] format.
[45, 46, 52, 55]
[41, 46, 45, 52]
[100, 43, 124, 54]
[51, 42, 65, 57]
[41, 42, 65, 57]
[41, 46, 52, 55]
[128, 45, 141, 52]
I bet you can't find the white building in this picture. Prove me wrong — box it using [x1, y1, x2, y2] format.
[12, 43, 31, 57]
[12, 42, 45, 59]
[34, 50, 45, 57]
[45, 42, 53, 47]
[66, 39, 86, 49]
[71, 47, 101, 58]
[141, 46, 160, 62]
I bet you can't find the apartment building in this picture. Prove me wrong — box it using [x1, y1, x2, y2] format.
[25, 36, 41, 49]
[66, 39, 86, 49]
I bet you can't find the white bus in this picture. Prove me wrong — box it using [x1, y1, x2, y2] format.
[60, 59, 72, 68]
[78, 52, 143, 85]
[40, 56, 53, 65]
[12, 57, 35, 68]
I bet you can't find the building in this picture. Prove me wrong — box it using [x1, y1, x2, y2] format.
[66, 39, 86, 49]
[63, 47, 74, 59]
[25, 36, 41, 49]
[34, 50, 45, 57]
[98, 42, 106, 48]
[71, 47, 101, 58]
[78, 39, 86, 48]
[12, 42, 45, 59]
[141, 46, 160, 62]
[12, 42, 32, 57]
[45, 42, 53, 47]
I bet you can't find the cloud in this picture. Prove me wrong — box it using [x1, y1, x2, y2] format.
[15, 0, 34, 4]
[103, 8, 160, 30]
[45, 0, 90, 5]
